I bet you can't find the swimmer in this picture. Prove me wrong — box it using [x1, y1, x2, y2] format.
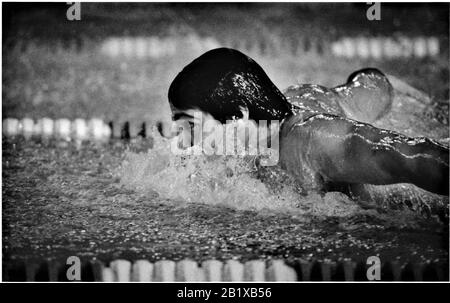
[168, 48, 449, 196]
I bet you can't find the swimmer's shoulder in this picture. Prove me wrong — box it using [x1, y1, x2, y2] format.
[283, 84, 342, 116]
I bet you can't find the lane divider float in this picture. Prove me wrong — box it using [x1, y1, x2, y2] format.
[99, 35, 442, 60]
[3, 258, 447, 282]
[331, 36, 440, 59]
[2, 117, 156, 142]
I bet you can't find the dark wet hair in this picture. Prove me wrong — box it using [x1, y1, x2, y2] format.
[168, 48, 293, 123]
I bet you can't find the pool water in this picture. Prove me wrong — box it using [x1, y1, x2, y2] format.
[2, 134, 448, 268]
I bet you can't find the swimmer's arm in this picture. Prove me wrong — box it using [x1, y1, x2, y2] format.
[288, 114, 449, 195]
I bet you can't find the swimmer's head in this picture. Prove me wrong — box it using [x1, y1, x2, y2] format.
[168, 48, 293, 124]
[336, 68, 394, 123]
[346, 68, 393, 91]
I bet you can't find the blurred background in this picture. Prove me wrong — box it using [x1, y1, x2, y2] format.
[2, 2, 449, 126]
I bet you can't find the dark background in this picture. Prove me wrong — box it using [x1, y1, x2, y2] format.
[2, 2, 449, 125]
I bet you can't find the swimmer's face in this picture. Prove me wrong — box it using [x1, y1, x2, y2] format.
[168, 107, 222, 146]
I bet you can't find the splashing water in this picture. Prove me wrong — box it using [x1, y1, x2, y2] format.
[116, 130, 362, 218]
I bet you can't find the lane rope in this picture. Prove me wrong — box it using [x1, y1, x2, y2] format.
[3, 258, 447, 281]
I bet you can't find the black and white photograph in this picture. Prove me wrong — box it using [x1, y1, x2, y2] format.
[1, 1, 449, 286]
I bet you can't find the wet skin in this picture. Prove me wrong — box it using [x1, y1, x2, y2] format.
[168, 48, 449, 196]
